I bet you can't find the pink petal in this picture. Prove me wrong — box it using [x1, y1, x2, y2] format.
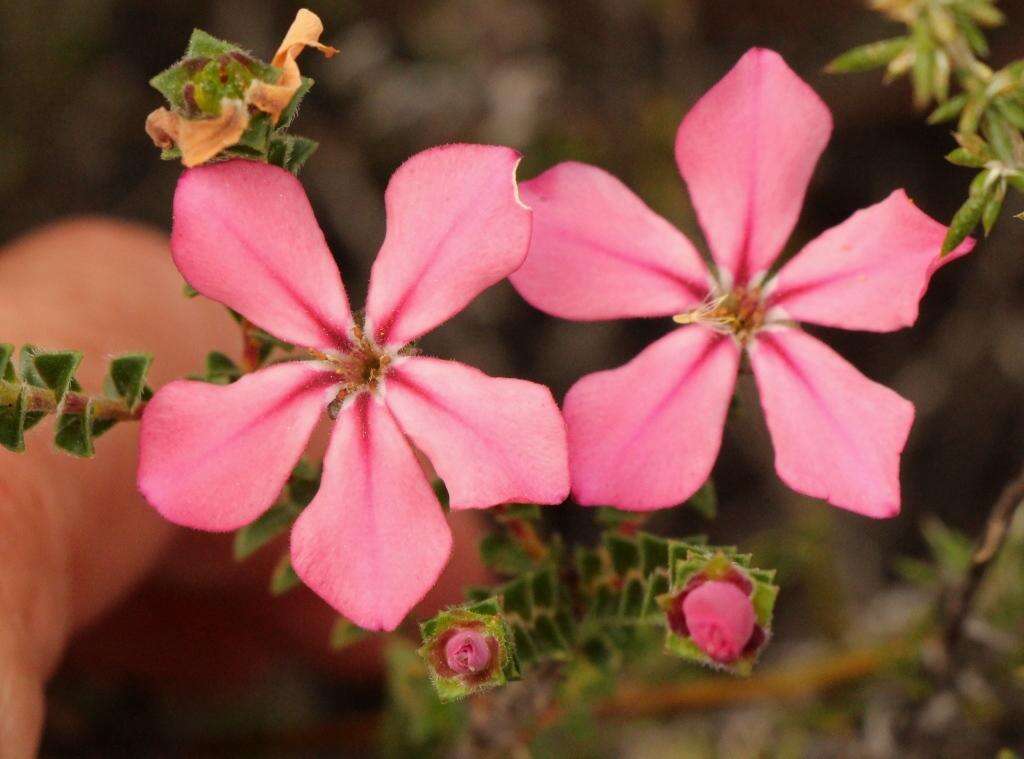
[749, 329, 914, 518]
[509, 162, 710, 320]
[138, 362, 337, 531]
[290, 396, 453, 631]
[172, 160, 354, 350]
[768, 190, 975, 331]
[682, 580, 756, 664]
[564, 326, 740, 511]
[365, 144, 532, 347]
[386, 357, 569, 509]
[675, 48, 832, 285]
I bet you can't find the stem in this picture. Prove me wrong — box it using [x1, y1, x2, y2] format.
[0, 380, 144, 422]
[940, 462, 1024, 653]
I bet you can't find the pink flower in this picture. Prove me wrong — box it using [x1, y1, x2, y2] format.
[137, 146, 570, 631]
[679, 581, 756, 664]
[444, 629, 494, 676]
[510, 48, 974, 518]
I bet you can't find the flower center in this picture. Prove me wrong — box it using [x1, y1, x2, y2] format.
[311, 323, 405, 417]
[672, 286, 766, 344]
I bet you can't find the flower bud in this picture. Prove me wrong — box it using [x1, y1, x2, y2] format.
[680, 580, 755, 664]
[444, 629, 493, 675]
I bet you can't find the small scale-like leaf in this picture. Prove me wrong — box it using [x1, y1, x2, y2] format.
[204, 351, 242, 385]
[0, 385, 27, 452]
[270, 553, 302, 595]
[825, 37, 908, 74]
[480, 532, 533, 576]
[21, 346, 82, 403]
[0, 343, 17, 382]
[945, 147, 987, 168]
[330, 617, 367, 650]
[107, 354, 153, 411]
[983, 179, 1007, 235]
[234, 501, 302, 560]
[928, 93, 968, 124]
[943, 188, 989, 254]
[55, 403, 95, 458]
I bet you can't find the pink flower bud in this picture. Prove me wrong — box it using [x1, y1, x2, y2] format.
[444, 629, 493, 675]
[681, 579, 756, 664]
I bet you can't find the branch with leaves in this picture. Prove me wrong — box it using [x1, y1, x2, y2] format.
[828, 0, 1024, 252]
[0, 344, 151, 456]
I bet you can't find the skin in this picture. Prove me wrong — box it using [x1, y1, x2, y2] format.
[0, 219, 484, 757]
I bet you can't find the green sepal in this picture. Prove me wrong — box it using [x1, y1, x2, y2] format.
[149, 64, 192, 111]
[604, 533, 640, 576]
[106, 354, 153, 411]
[185, 28, 243, 59]
[825, 37, 908, 74]
[330, 617, 367, 650]
[54, 402, 95, 457]
[287, 458, 322, 506]
[418, 598, 520, 702]
[20, 346, 82, 404]
[0, 384, 28, 452]
[183, 282, 200, 298]
[269, 553, 302, 595]
[234, 500, 302, 560]
[268, 134, 319, 175]
[278, 76, 314, 130]
[497, 503, 542, 522]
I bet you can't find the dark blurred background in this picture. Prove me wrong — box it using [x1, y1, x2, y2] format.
[3, 0, 1023, 755]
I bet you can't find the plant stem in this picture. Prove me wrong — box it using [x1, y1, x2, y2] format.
[0, 380, 143, 421]
[941, 462, 1024, 653]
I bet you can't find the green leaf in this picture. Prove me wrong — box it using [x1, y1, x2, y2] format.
[943, 188, 989, 254]
[21, 346, 82, 403]
[55, 402, 95, 457]
[945, 147, 988, 168]
[955, 9, 989, 55]
[107, 354, 152, 411]
[480, 532, 533, 576]
[204, 351, 242, 384]
[0, 385, 27, 452]
[911, 23, 934, 109]
[959, 93, 988, 134]
[964, 2, 1005, 27]
[234, 501, 302, 560]
[0, 343, 15, 382]
[928, 93, 967, 124]
[330, 617, 367, 650]
[270, 553, 302, 595]
[183, 282, 200, 298]
[604, 533, 640, 576]
[825, 38, 908, 74]
[983, 179, 1007, 235]
[982, 112, 1017, 164]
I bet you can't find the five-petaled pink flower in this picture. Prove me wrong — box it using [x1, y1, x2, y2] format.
[510, 48, 973, 518]
[138, 146, 570, 631]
